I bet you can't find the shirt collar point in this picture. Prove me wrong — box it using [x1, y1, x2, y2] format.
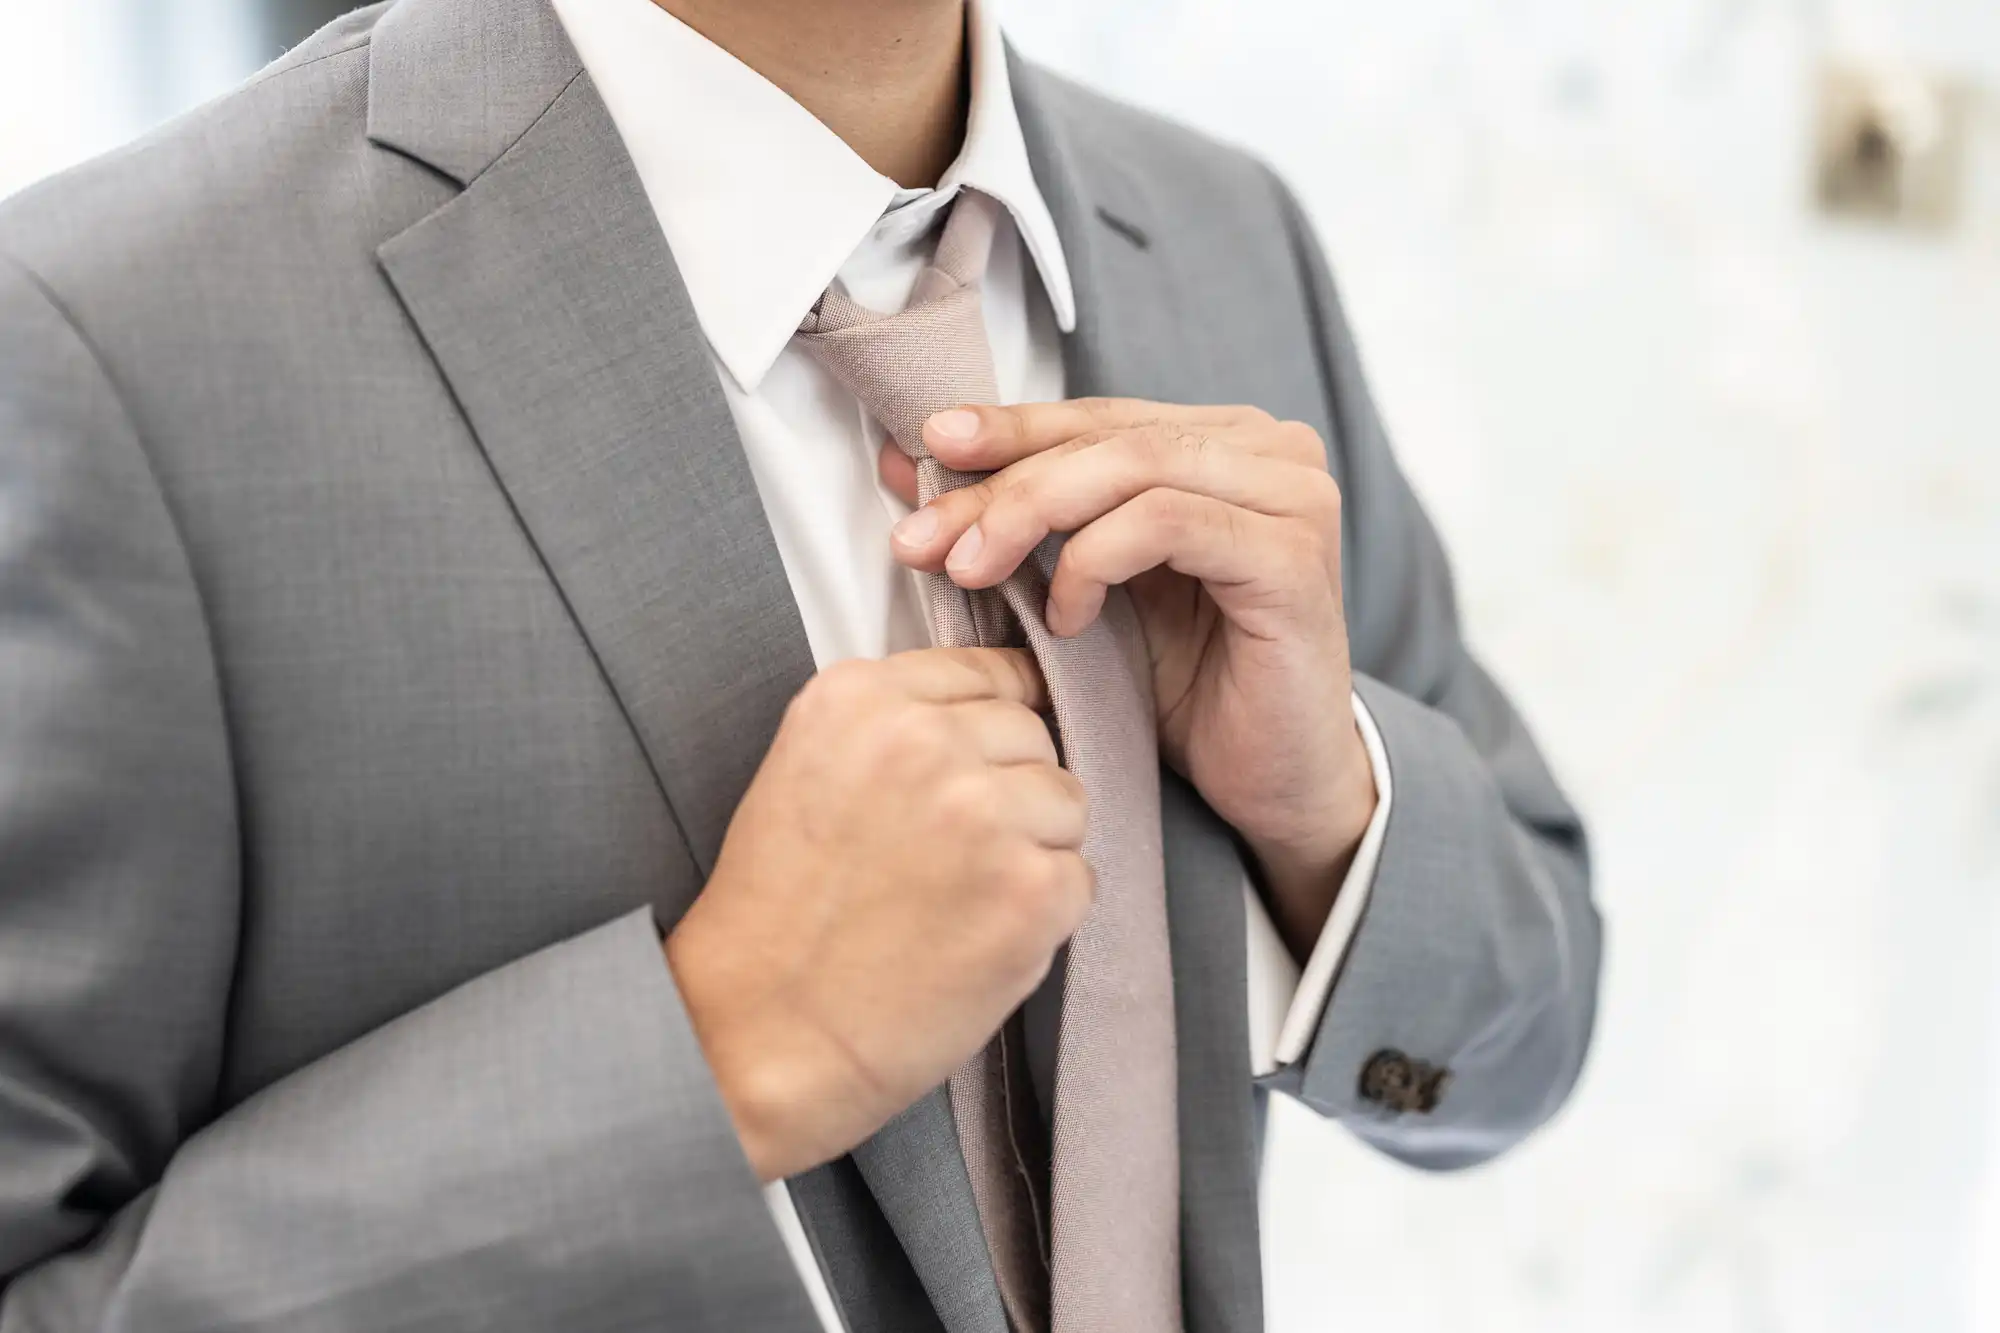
[1049, 280, 1079, 335]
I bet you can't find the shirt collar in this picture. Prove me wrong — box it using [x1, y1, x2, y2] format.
[549, 0, 1076, 392]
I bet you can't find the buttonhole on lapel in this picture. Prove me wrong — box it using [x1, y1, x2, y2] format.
[1095, 205, 1151, 250]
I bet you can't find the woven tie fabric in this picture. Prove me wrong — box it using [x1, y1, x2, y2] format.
[796, 190, 1182, 1333]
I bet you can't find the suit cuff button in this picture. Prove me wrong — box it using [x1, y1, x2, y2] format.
[1358, 1049, 1449, 1114]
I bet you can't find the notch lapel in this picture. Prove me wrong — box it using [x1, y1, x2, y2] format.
[1012, 50, 1269, 1333]
[368, 4, 1006, 1330]
[372, 0, 813, 875]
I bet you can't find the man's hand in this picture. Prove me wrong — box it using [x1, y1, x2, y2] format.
[664, 647, 1091, 1183]
[882, 400, 1378, 957]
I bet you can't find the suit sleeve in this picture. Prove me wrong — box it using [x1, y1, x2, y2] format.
[0, 258, 819, 1331]
[1254, 177, 1605, 1169]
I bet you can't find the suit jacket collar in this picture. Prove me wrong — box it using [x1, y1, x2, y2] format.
[368, 0, 584, 185]
[546, 0, 1077, 391]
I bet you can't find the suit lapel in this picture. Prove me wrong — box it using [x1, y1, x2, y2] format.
[369, 4, 1005, 1330]
[1012, 51, 1268, 1333]
[371, 0, 814, 876]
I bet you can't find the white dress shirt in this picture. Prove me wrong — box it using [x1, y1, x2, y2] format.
[548, 0, 1394, 1323]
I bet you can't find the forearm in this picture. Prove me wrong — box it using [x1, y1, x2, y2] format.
[2, 912, 818, 1333]
[0, 265, 817, 1331]
[1243, 697, 1381, 962]
[1259, 164, 1602, 1163]
[1265, 671, 1598, 1167]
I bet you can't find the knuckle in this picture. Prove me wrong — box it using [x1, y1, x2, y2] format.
[996, 851, 1084, 942]
[1278, 419, 1327, 461]
[983, 853, 1055, 949]
[795, 660, 870, 716]
[1053, 766, 1090, 820]
[1016, 712, 1063, 765]
[1308, 474, 1344, 531]
[939, 646, 994, 678]
[1040, 765, 1091, 846]
[1051, 853, 1096, 928]
[934, 769, 997, 828]
[811, 659, 867, 694]
[1094, 431, 1151, 479]
[1283, 521, 1326, 568]
[1164, 424, 1213, 465]
[1009, 850, 1064, 906]
[984, 472, 1035, 521]
[880, 699, 949, 762]
[1051, 541, 1079, 587]
[1052, 535, 1097, 588]
[1205, 493, 1242, 539]
[1307, 466, 1344, 512]
[946, 648, 1011, 699]
[1138, 486, 1187, 533]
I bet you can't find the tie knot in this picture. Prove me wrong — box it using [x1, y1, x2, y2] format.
[923, 188, 1001, 296]
[794, 191, 1005, 460]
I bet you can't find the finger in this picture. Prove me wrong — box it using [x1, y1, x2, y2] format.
[894, 428, 1340, 589]
[878, 442, 920, 508]
[888, 646, 1049, 709]
[1043, 490, 1326, 637]
[950, 697, 1061, 767]
[991, 765, 1090, 851]
[1033, 848, 1096, 938]
[925, 399, 1270, 470]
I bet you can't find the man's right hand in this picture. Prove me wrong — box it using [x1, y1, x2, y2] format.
[663, 647, 1092, 1183]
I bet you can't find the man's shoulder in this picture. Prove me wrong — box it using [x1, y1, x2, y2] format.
[1010, 57, 1290, 219]
[1008, 55, 1304, 282]
[0, 3, 406, 297]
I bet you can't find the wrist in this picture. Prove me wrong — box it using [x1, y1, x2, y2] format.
[662, 919, 813, 1184]
[1245, 722, 1378, 959]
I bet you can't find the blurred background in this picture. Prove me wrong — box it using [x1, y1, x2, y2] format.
[3, 0, 1996, 1329]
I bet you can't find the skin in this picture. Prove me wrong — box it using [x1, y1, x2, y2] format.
[668, 649, 1092, 1181]
[656, 0, 969, 188]
[886, 403, 1377, 956]
[652, 0, 1378, 1182]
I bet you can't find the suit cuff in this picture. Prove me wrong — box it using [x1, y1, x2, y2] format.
[1244, 690, 1393, 1077]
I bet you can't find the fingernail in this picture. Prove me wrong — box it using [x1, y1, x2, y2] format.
[946, 524, 984, 574]
[929, 409, 981, 441]
[892, 507, 940, 547]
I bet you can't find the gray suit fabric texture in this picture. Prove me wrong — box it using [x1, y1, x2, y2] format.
[0, 1, 1603, 1329]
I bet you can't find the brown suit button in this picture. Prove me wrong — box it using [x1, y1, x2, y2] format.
[1359, 1049, 1450, 1114]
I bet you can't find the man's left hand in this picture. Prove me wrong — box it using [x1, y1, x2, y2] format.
[882, 398, 1379, 956]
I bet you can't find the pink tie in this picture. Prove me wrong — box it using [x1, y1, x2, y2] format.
[796, 190, 1182, 1333]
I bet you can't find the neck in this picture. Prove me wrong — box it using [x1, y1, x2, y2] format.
[654, 0, 970, 189]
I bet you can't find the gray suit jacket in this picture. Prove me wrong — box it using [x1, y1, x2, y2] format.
[0, 1, 1601, 1329]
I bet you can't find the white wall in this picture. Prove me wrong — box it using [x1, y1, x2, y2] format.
[0, 0, 259, 197]
[3, 2, 1996, 1330]
[998, 1, 2000, 1330]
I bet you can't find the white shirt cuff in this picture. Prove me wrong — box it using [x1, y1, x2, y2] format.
[767, 1180, 847, 1333]
[1244, 690, 1394, 1078]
